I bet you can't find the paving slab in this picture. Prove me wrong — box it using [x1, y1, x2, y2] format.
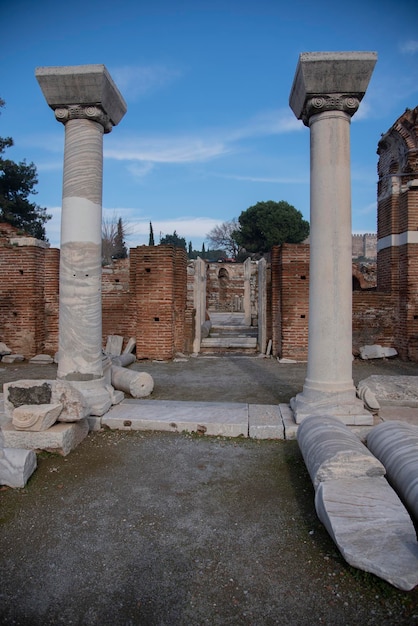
[248, 404, 284, 439]
[102, 400, 249, 437]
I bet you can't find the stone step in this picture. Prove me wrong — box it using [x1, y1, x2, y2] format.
[201, 337, 257, 349]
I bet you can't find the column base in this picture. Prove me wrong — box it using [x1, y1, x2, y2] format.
[290, 386, 373, 425]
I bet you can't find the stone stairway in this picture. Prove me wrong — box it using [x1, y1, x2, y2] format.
[200, 312, 258, 354]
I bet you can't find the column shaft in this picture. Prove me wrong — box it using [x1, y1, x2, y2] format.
[305, 111, 353, 392]
[58, 119, 104, 381]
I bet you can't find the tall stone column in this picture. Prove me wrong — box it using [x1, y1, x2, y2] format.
[36, 65, 127, 415]
[289, 52, 377, 424]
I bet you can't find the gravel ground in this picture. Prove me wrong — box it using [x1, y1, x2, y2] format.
[0, 356, 417, 625]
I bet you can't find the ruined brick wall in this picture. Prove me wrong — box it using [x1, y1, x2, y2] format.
[130, 245, 187, 360]
[352, 292, 397, 354]
[44, 247, 60, 356]
[271, 244, 310, 360]
[101, 258, 132, 347]
[206, 262, 245, 311]
[271, 243, 396, 361]
[0, 240, 47, 357]
[377, 106, 418, 359]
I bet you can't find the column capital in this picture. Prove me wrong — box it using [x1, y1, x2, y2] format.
[302, 94, 360, 125]
[35, 64, 127, 128]
[54, 104, 113, 133]
[289, 51, 377, 127]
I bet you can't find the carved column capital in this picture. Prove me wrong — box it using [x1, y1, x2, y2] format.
[54, 104, 113, 133]
[301, 94, 360, 126]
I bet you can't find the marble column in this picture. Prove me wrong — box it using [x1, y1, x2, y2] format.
[36, 65, 127, 415]
[289, 52, 377, 424]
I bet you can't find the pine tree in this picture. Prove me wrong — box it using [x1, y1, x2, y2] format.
[149, 221, 155, 246]
[113, 217, 128, 259]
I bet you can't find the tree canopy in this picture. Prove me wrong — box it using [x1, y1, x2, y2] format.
[160, 230, 187, 250]
[102, 214, 129, 265]
[0, 98, 51, 240]
[234, 200, 309, 253]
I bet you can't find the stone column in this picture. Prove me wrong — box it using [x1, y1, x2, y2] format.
[36, 65, 127, 415]
[289, 52, 377, 424]
[243, 257, 252, 326]
[192, 257, 207, 354]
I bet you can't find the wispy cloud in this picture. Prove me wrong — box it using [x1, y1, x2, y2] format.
[400, 40, 418, 54]
[229, 108, 304, 140]
[104, 135, 230, 164]
[215, 173, 308, 184]
[104, 107, 303, 180]
[110, 64, 183, 101]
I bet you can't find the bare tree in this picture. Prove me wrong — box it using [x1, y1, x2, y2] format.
[206, 218, 242, 258]
[102, 213, 132, 265]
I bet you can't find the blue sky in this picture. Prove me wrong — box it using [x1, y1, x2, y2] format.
[1, 0, 417, 250]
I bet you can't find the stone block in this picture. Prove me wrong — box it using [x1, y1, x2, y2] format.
[105, 335, 123, 356]
[248, 404, 284, 439]
[29, 354, 54, 364]
[2, 419, 89, 456]
[12, 403, 63, 431]
[102, 400, 248, 438]
[122, 338, 136, 354]
[297, 415, 384, 489]
[289, 51, 377, 120]
[315, 477, 418, 591]
[0, 342, 12, 356]
[359, 345, 397, 360]
[0, 447, 37, 488]
[367, 421, 418, 523]
[35, 64, 127, 126]
[357, 375, 418, 408]
[1, 354, 24, 364]
[4, 379, 89, 422]
[279, 403, 298, 440]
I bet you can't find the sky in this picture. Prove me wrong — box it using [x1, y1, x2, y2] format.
[1, 0, 417, 250]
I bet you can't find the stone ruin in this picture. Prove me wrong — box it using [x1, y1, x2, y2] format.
[1, 56, 417, 591]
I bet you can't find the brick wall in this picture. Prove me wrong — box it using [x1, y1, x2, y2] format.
[130, 245, 187, 360]
[101, 258, 132, 346]
[0, 244, 46, 356]
[271, 244, 310, 360]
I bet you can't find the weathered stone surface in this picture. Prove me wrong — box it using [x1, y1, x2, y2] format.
[29, 354, 54, 364]
[359, 345, 397, 360]
[12, 403, 63, 431]
[4, 380, 89, 422]
[0, 342, 12, 356]
[0, 447, 37, 488]
[102, 400, 248, 438]
[315, 477, 418, 591]
[52, 381, 90, 422]
[36, 64, 127, 126]
[248, 404, 284, 439]
[111, 366, 154, 398]
[201, 320, 212, 339]
[105, 335, 123, 356]
[5, 381, 52, 414]
[357, 375, 418, 407]
[2, 419, 89, 456]
[1, 354, 24, 364]
[297, 415, 384, 489]
[367, 421, 418, 523]
[122, 337, 136, 354]
[111, 353, 136, 367]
